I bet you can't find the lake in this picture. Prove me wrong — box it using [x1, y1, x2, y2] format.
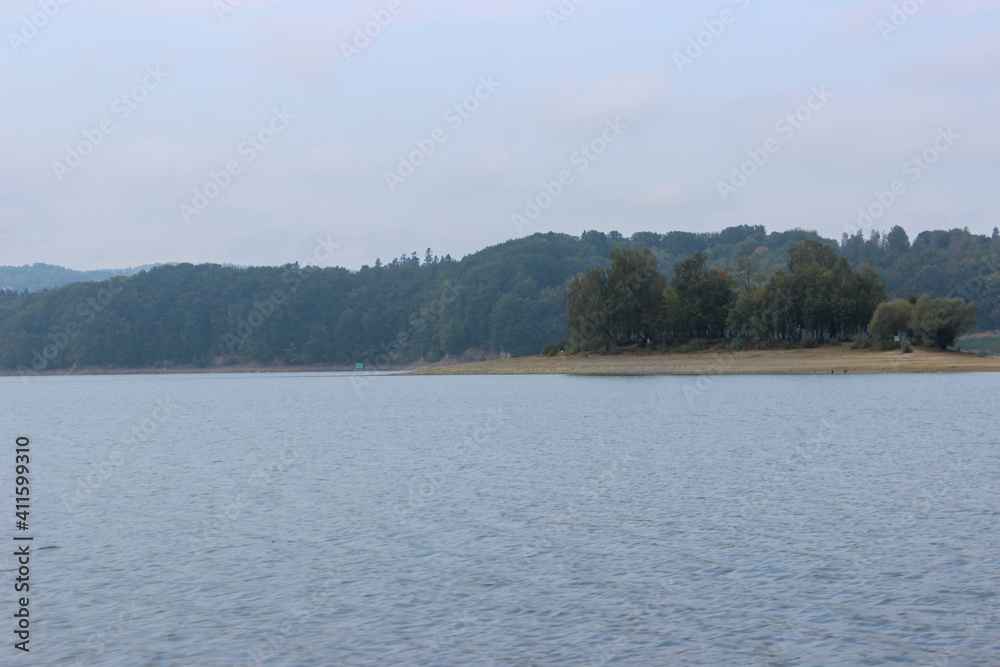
[1, 372, 998, 665]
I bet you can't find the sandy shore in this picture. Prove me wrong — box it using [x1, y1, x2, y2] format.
[409, 346, 1000, 376]
[4, 347, 997, 378]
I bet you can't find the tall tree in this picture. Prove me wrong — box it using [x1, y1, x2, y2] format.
[731, 251, 763, 293]
[911, 296, 977, 349]
[605, 247, 666, 341]
[869, 299, 913, 341]
[564, 248, 665, 346]
[662, 252, 734, 338]
[886, 225, 910, 255]
[564, 268, 615, 347]
[787, 239, 836, 273]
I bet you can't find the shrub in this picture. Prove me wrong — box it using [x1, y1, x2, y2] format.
[850, 334, 873, 349]
[541, 338, 568, 356]
[686, 338, 708, 352]
[802, 337, 820, 348]
[911, 295, 978, 350]
[869, 299, 913, 342]
[729, 337, 746, 351]
[901, 341, 913, 353]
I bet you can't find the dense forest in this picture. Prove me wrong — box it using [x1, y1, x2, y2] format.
[557, 240, 977, 354]
[0, 225, 997, 371]
[0, 262, 161, 293]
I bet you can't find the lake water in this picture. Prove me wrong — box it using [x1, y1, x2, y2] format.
[1, 371, 998, 665]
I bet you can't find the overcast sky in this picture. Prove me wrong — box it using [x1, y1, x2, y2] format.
[2, 0, 999, 271]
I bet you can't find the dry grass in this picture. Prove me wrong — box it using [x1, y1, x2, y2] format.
[409, 346, 1000, 376]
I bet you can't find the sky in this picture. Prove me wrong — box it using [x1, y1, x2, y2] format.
[1, 0, 999, 271]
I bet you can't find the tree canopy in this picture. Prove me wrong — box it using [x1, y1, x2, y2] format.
[0, 224, 995, 371]
[564, 239, 887, 349]
[910, 296, 978, 350]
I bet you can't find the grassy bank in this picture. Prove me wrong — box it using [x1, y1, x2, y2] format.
[409, 345, 1000, 376]
[5, 345, 999, 377]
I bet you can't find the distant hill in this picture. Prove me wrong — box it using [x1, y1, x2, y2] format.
[0, 226, 997, 371]
[0, 262, 165, 293]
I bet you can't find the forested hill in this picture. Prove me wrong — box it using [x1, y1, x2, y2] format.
[0, 262, 164, 293]
[1, 225, 998, 371]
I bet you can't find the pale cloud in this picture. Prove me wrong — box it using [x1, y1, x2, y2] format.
[835, 0, 1000, 38]
[632, 181, 690, 209]
[307, 141, 357, 172]
[2, 0, 998, 270]
[923, 0, 1000, 15]
[55, 0, 614, 28]
[534, 72, 668, 135]
[890, 28, 1000, 93]
[472, 150, 512, 176]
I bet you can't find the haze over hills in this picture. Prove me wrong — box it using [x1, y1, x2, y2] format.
[0, 263, 165, 293]
[1, 225, 997, 372]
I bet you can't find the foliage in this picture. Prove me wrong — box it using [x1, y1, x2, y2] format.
[0, 234, 602, 370]
[910, 295, 978, 350]
[565, 239, 890, 351]
[839, 226, 1000, 329]
[849, 333, 873, 349]
[564, 248, 665, 348]
[659, 253, 734, 339]
[868, 299, 913, 342]
[1, 224, 996, 370]
[726, 246, 884, 341]
[0, 263, 161, 293]
[683, 338, 709, 352]
[541, 338, 569, 356]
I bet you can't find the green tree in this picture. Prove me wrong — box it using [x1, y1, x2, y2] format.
[980, 273, 1000, 330]
[726, 289, 762, 339]
[564, 267, 614, 347]
[605, 247, 666, 341]
[334, 308, 363, 358]
[910, 295, 977, 349]
[886, 225, 910, 255]
[730, 250, 763, 293]
[868, 299, 913, 342]
[787, 239, 836, 273]
[564, 248, 666, 348]
[661, 252, 734, 338]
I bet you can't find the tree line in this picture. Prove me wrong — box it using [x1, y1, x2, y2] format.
[0, 226, 995, 371]
[555, 239, 979, 354]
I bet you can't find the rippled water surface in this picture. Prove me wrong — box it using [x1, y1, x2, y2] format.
[2, 372, 999, 665]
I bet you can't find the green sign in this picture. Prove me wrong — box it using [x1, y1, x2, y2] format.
[355, 362, 365, 370]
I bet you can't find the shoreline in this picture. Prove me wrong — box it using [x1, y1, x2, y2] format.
[0, 362, 426, 378]
[2, 347, 998, 378]
[408, 346, 1000, 376]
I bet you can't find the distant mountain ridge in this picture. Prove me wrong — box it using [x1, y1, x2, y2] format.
[0, 262, 167, 293]
[0, 226, 997, 371]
